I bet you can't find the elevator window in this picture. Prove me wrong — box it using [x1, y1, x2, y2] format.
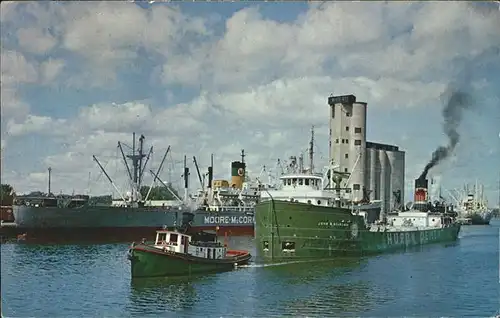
[346, 112, 352, 117]
[353, 184, 361, 190]
[355, 127, 362, 133]
[346, 126, 349, 131]
[335, 138, 339, 143]
[345, 153, 349, 159]
[344, 168, 348, 172]
[354, 139, 362, 146]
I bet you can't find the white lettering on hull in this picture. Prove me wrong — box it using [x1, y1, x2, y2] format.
[386, 229, 440, 247]
[203, 216, 255, 225]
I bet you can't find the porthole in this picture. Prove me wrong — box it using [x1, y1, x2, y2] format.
[317, 200, 322, 205]
[307, 200, 312, 204]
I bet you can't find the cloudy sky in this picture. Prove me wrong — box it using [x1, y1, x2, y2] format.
[1, 1, 499, 205]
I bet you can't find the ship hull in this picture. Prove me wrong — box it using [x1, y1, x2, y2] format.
[10, 205, 182, 243]
[181, 210, 255, 236]
[254, 200, 461, 261]
[468, 211, 492, 225]
[128, 243, 251, 278]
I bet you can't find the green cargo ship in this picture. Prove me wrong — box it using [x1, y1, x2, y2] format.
[255, 172, 461, 261]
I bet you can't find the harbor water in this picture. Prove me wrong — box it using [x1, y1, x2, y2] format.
[1, 220, 499, 317]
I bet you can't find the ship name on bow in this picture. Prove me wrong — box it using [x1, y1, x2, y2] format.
[203, 216, 254, 224]
[317, 221, 350, 228]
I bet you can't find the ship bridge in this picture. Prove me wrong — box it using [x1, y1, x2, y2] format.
[279, 175, 323, 191]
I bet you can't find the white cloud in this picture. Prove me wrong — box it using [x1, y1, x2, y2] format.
[1, 2, 499, 203]
[0, 50, 38, 85]
[40, 59, 65, 83]
[16, 27, 58, 55]
[6, 115, 67, 137]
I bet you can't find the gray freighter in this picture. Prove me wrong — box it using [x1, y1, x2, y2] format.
[12, 133, 186, 243]
[177, 151, 262, 236]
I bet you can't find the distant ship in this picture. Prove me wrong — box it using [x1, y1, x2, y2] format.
[450, 181, 493, 225]
[12, 133, 187, 243]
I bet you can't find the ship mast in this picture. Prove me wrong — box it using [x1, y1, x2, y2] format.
[309, 125, 314, 174]
[126, 133, 147, 202]
[182, 155, 190, 202]
[48, 167, 52, 195]
[241, 149, 245, 183]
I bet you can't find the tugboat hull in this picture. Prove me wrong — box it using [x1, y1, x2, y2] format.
[128, 243, 251, 278]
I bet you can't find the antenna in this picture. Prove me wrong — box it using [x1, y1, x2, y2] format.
[241, 149, 245, 163]
[309, 125, 314, 174]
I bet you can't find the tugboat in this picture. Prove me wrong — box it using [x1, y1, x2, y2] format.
[127, 228, 252, 278]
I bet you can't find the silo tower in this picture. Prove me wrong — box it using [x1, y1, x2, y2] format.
[328, 94, 367, 202]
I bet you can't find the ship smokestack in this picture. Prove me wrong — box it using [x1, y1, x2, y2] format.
[230, 161, 246, 190]
[414, 178, 429, 202]
[414, 177, 430, 211]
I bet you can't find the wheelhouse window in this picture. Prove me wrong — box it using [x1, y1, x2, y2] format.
[298, 179, 303, 186]
[158, 233, 167, 242]
[353, 184, 361, 190]
[169, 233, 178, 243]
[305, 179, 310, 186]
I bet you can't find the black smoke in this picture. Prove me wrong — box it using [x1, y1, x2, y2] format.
[418, 88, 473, 180]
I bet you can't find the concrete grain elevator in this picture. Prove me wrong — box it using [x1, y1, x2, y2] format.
[328, 94, 405, 217]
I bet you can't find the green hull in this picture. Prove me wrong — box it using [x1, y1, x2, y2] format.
[128, 243, 251, 278]
[254, 200, 461, 261]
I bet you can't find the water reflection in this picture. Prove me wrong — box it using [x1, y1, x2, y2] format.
[283, 281, 371, 317]
[128, 275, 215, 315]
[242, 257, 370, 317]
[261, 257, 366, 283]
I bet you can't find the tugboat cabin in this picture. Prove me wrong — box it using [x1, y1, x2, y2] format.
[153, 230, 227, 260]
